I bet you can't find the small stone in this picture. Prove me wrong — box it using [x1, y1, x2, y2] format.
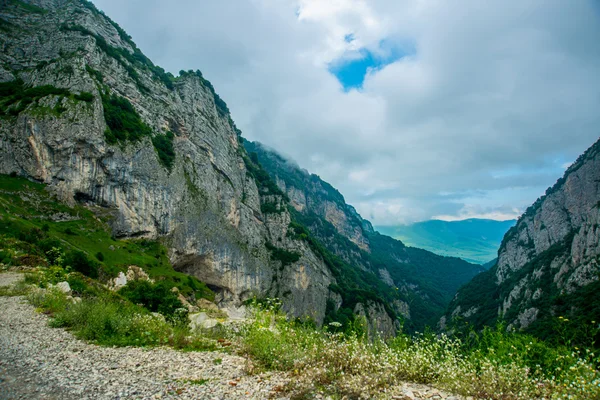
[55, 281, 71, 294]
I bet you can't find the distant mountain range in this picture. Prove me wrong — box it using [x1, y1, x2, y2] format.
[376, 219, 516, 265]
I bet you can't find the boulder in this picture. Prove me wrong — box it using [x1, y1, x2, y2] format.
[189, 312, 219, 330]
[55, 281, 71, 294]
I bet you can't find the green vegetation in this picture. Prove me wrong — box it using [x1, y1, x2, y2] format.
[449, 229, 600, 348]
[242, 150, 287, 198]
[265, 242, 301, 268]
[8, 0, 47, 14]
[101, 93, 177, 167]
[0, 174, 212, 299]
[0, 79, 94, 118]
[64, 250, 99, 279]
[27, 284, 214, 349]
[10, 280, 599, 399]
[376, 219, 516, 265]
[101, 93, 152, 144]
[0, 171, 595, 398]
[237, 300, 599, 399]
[151, 131, 176, 170]
[287, 214, 399, 329]
[118, 279, 184, 319]
[244, 139, 484, 332]
[260, 201, 281, 214]
[85, 65, 104, 83]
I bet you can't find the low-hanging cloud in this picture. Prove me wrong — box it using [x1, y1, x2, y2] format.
[92, 0, 600, 225]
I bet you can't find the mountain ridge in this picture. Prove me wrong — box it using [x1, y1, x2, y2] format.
[444, 137, 600, 344]
[0, 0, 482, 337]
[377, 218, 517, 264]
[244, 140, 484, 331]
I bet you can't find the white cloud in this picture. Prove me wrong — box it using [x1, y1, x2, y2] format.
[93, 0, 600, 225]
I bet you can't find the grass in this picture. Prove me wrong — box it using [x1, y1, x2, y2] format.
[237, 301, 600, 399]
[0, 174, 213, 299]
[9, 0, 47, 14]
[0, 79, 93, 118]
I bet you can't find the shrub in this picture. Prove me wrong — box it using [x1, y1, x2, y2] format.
[18, 227, 46, 243]
[238, 302, 600, 399]
[95, 251, 104, 262]
[265, 242, 301, 267]
[85, 65, 104, 83]
[64, 250, 99, 278]
[118, 280, 184, 318]
[28, 288, 69, 314]
[260, 201, 280, 214]
[67, 274, 89, 296]
[151, 131, 175, 170]
[0, 249, 14, 265]
[74, 92, 94, 102]
[50, 296, 172, 346]
[102, 93, 152, 144]
[45, 247, 65, 266]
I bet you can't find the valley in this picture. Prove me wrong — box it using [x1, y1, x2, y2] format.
[0, 0, 599, 398]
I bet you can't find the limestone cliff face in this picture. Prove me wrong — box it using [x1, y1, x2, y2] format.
[446, 138, 600, 333]
[0, 0, 334, 324]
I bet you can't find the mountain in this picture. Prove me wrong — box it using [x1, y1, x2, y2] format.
[244, 141, 484, 331]
[0, 0, 482, 337]
[0, 0, 365, 331]
[376, 219, 516, 264]
[444, 138, 600, 344]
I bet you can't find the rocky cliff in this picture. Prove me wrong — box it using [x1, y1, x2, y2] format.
[0, 0, 337, 324]
[0, 0, 488, 338]
[445, 138, 600, 339]
[244, 141, 484, 332]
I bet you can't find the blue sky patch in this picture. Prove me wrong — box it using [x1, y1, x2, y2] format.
[329, 39, 414, 91]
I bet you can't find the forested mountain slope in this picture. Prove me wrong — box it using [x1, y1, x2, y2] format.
[244, 140, 484, 330]
[445, 137, 600, 344]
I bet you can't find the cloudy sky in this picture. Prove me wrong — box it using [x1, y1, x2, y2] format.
[93, 0, 600, 226]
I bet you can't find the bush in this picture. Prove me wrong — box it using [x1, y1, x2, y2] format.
[0, 249, 14, 265]
[102, 93, 152, 144]
[18, 227, 46, 243]
[265, 242, 301, 267]
[67, 274, 90, 296]
[239, 302, 600, 399]
[151, 131, 175, 170]
[85, 65, 104, 83]
[74, 92, 94, 102]
[28, 288, 69, 314]
[64, 250, 99, 278]
[50, 296, 172, 346]
[118, 280, 184, 318]
[95, 251, 104, 262]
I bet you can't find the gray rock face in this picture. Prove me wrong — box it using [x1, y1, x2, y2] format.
[446, 138, 600, 332]
[0, 0, 333, 324]
[354, 301, 400, 339]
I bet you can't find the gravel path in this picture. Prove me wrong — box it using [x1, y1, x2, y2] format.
[0, 273, 462, 400]
[0, 273, 290, 399]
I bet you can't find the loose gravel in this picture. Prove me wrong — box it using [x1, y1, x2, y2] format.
[0, 273, 463, 400]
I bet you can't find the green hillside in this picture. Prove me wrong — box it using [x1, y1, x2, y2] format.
[0, 173, 213, 300]
[376, 219, 516, 264]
